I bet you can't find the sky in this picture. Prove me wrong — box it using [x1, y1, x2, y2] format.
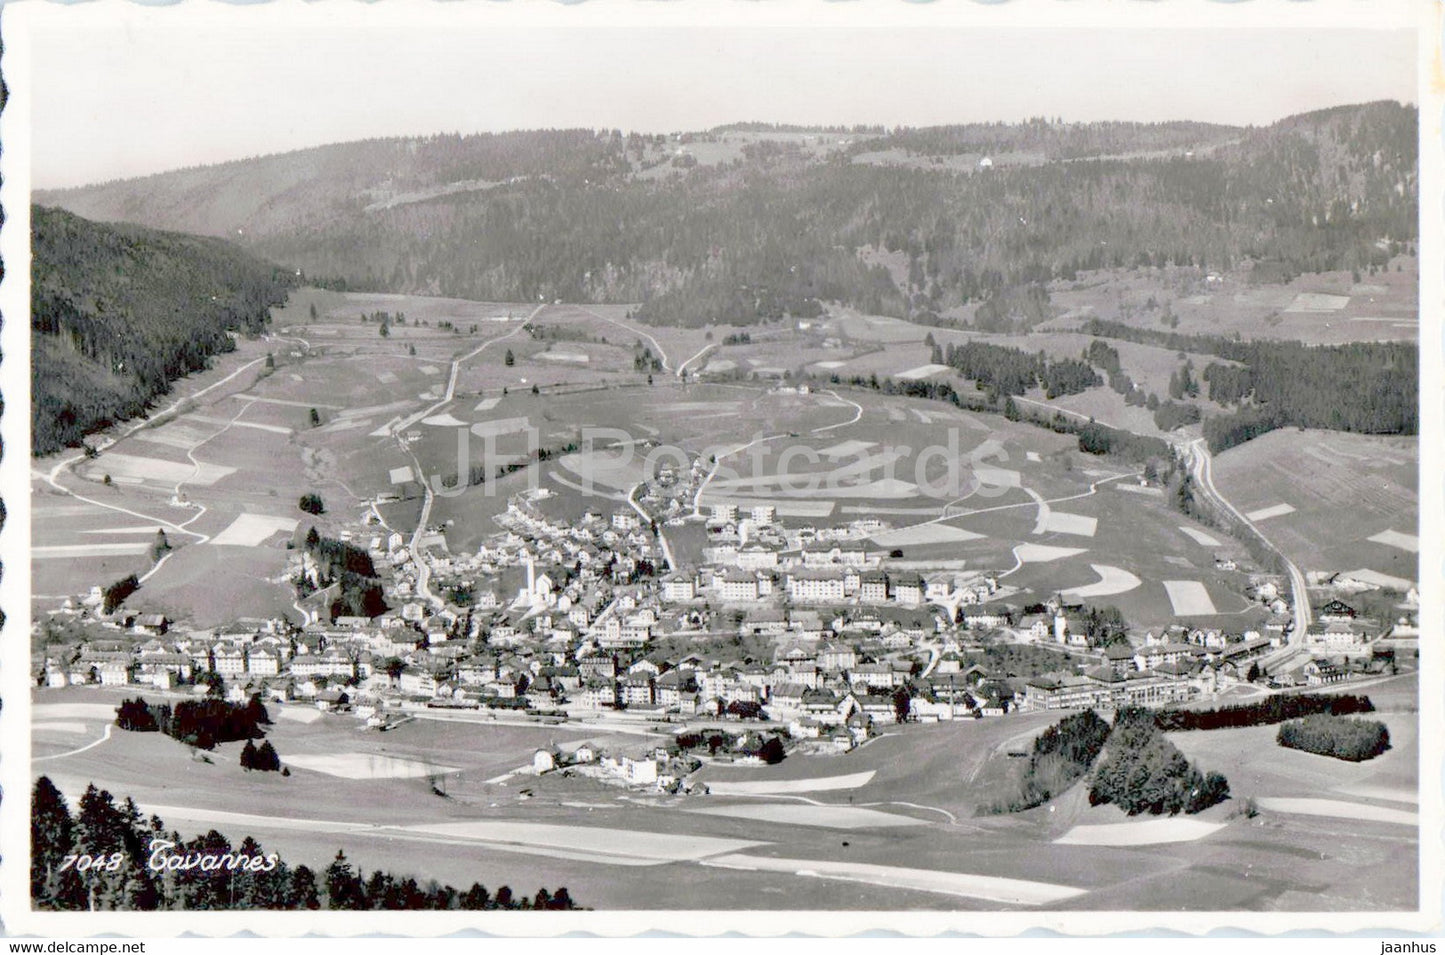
[11, 1, 1421, 190]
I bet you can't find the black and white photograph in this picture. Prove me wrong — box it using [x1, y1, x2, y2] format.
[1, 0, 1437, 936]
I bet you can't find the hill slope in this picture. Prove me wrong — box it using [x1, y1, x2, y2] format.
[37, 103, 1416, 328]
[31, 205, 295, 455]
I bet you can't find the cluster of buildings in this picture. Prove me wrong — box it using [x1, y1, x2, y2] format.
[39, 466, 1413, 778]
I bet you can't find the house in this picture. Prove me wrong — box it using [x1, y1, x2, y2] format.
[247, 648, 280, 677]
[621, 673, 655, 708]
[848, 662, 897, 690]
[817, 643, 858, 672]
[859, 572, 888, 604]
[788, 570, 845, 603]
[213, 645, 246, 676]
[661, 575, 697, 602]
[398, 666, 439, 698]
[578, 680, 618, 709]
[532, 749, 557, 774]
[1304, 659, 1347, 686]
[1133, 643, 1201, 673]
[717, 570, 760, 602]
[852, 693, 899, 724]
[893, 575, 924, 607]
[98, 660, 132, 686]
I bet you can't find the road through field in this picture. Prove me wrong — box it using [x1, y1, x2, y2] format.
[396, 304, 545, 607]
[1182, 437, 1310, 668]
[577, 306, 671, 373]
[34, 352, 277, 545]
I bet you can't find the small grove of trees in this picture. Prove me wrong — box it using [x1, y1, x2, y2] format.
[1088, 708, 1230, 816]
[240, 739, 283, 772]
[1152, 692, 1375, 732]
[115, 694, 271, 751]
[1277, 714, 1391, 762]
[30, 777, 579, 911]
[300, 529, 388, 620]
[981, 709, 1111, 814]
[102, 575, 140, 615]
[298, 492, 325, 515]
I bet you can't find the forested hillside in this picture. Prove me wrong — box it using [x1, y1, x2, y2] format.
[31, 206, 295, 455]
[38, 103, 1416, 329]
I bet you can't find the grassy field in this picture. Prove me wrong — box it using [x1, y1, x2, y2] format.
[1211, 429, 1418, 584]
[33, 682, 1418, 911]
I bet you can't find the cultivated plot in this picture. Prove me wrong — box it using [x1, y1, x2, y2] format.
[209, 514, 299, 547]
[684, 803, 927, 830]
[1162, 580, 1218, 615]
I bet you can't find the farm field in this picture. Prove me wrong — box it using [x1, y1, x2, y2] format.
[1210, 429, 1418, 586]
[34, 683, 1418, 911]
[1044, 258, 1418, 346]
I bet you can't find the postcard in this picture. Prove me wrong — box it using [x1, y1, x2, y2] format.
[1, 0, 1437, 938]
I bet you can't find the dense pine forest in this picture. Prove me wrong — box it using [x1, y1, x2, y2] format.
[31, 777, 580, 911]
[40, 103, 1415, 328]
[31, 206, 295, 455]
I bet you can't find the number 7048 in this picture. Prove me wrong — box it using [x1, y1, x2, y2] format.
[58, 852, 125, 873]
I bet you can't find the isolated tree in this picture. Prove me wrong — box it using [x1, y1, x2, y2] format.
[408, 344, 417, 356]
[379, 320, 390, 338]
[265, 352, 276, 370]
[151, 528, 171, 562]
[240, 739, 259, 771]
[309, 408, 321, 427]
[1246, 662, 1261, 683]
[298, 493, 325, 515]
[103, 474, 113, 486]
[255, 741, 282, 772]
[305, 526, 321, 550]
[309, 303, 318, 321]
[504, 349, 515, 367]
[531, 384, 540, 395]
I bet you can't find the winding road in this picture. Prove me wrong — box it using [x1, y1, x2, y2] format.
[1179, 437, 1310, 669]
[396, 304, 546, 608]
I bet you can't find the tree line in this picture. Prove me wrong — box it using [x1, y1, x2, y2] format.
[31, 777, 580, 911]
[1151, 692, 1375, 732]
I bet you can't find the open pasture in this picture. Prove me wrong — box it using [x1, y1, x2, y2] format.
[685, 803, 927, 829]
[1044, 259, 1417, 346]
[1168, 695, 1416, 805]
[1212, 429, 1417, 582]
[283, 753, 460, 780]
[316, 291, 528, 328]
[208, 513, 299, 547]
[33, 681, 1417, 911]
[946, 480, 1256, 626]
